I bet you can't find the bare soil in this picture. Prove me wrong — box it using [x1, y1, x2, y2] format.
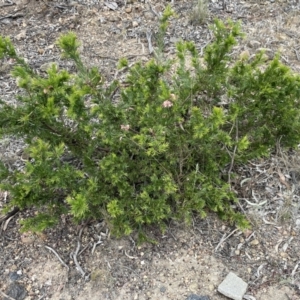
[1, 1, 300, 299]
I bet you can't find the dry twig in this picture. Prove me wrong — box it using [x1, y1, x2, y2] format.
[91, 235, 103, 255]
[215, 228, 238, 252]
[124, 250, 138, 259]
[45, 245, 69, 271]
[72, 241, 86, 277]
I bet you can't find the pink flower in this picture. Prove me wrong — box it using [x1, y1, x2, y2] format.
[162, 100, 173, 108]
[121, 124, 130, 131]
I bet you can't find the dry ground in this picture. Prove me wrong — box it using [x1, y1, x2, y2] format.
[1, 0, 300, 299]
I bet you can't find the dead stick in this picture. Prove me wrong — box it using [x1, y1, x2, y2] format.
[215, 228, 238, 252]
[45, 245, 69, 271]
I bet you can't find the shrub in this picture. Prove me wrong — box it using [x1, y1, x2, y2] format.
[1, 6, 300, 238]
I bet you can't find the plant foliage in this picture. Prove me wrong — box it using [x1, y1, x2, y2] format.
[1, 6, 300, 237]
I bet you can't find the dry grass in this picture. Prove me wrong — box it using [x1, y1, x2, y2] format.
[189, 0, 208, 25]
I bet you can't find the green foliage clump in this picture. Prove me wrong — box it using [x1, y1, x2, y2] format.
[1, 6, 300, 238]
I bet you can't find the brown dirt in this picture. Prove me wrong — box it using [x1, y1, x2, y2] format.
[1, 0, 300, 299]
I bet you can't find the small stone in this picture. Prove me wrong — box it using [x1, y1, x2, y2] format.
[20, 232, 36, 244]
[132, 21, 139, 27]
[125, 6, 132, 13]
[98, 17, 106, 24]
[247, 40, 260, 49]
[38, 48, 44, 55]
[218, 272, 248, 300]
[250, 239, 259, 246]
[186, 294, 210, 300]
[188, 283, 198, 292]
[108, 15, 120, 22]
[280, 252, 289, 259]
[11, 265, 17, 271]
[45, 279, 52, 286]
[160, 286, 166, 293]
[235, 249, 240, 255]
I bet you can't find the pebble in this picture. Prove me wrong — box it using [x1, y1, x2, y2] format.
[188, 283, 198, 292]
[218, 272, 248, 300]
[280, 252, 289, 259]
[132, 20, 139, 27]
[17, 270, 22, 276]
[247, 40, 261, 49]
[250, 239, 259, 246]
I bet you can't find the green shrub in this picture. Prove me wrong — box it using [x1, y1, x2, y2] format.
[1, 6, 300, 238]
